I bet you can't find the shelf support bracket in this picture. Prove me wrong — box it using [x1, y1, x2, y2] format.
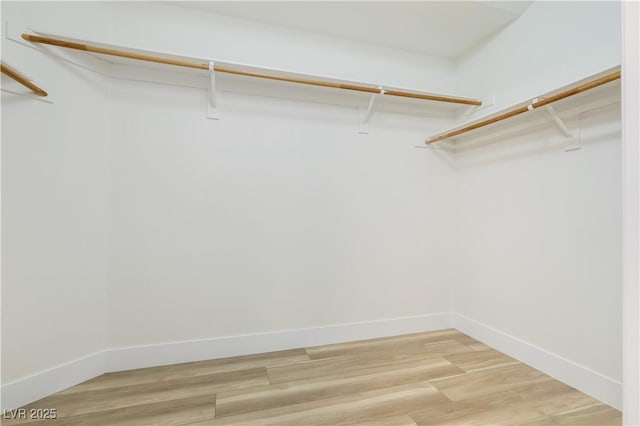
[543, 104, 571, 138]
[207, 61, 220, 120]
[528, 98, 571, 138]
[529, 98, 578, 151]
[359, 86, 384, 134]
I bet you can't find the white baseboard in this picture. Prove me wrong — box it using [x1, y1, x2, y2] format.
[1, 312, 621, 412]
[1, 312, 452, 410]
[453, 313, 622, 410]
[105, 312, 454, 372]
[0, 351, 105, 412]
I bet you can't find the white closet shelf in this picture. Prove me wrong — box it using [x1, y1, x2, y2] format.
[426, 67, 621, 145]
[20, 31, 481, 119]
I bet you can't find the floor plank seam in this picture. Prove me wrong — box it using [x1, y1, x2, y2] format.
[265, 366, 275, 385]
[406, 412, 420, 426]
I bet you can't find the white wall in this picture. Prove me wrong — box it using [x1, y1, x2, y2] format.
[0, 0, 625, 413]
[108, 2, 456, 95]
[107, 79, 457, 348]
[456, 1, 621, 114]
[105, 2, 459, 348]
[1, 1, 460, 371]
[453, 0, 622, 385]
[1, 1, 112, 383]
[454, 98, 622, 380]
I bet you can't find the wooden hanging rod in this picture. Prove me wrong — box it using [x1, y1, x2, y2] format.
[427, 70, 621, 144]
[1, 61, 48, 96]
[21, 33, 481, 107]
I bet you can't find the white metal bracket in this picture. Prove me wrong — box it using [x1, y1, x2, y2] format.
[358, 86, 384, 134]
[207, 61, 220, 120]
[544, 104, 571, 138]
[527, 97, 570, 136]
[528, 98, 579, 151]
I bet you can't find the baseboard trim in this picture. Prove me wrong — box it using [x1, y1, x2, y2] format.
[452, 313, 622, 410]
[0, 312, 453, 410]
[0, 351, 105, 411]
[2, 312, 621, 412]
[105, 312, 454, 372]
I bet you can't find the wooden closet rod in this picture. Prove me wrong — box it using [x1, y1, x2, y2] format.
[1, 61, 48, 96]
[21, 33, 481, 106]
[427, 70, 621, 144]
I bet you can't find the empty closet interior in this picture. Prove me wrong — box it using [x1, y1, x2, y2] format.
[1, 1, 632, 424]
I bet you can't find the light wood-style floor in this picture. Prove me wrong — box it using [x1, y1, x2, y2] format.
[3, 329, 621, 425]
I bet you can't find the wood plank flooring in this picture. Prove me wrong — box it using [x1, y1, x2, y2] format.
[2, 329, 621, 425]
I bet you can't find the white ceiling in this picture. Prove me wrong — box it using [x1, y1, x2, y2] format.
[174, 1, 533, 59]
